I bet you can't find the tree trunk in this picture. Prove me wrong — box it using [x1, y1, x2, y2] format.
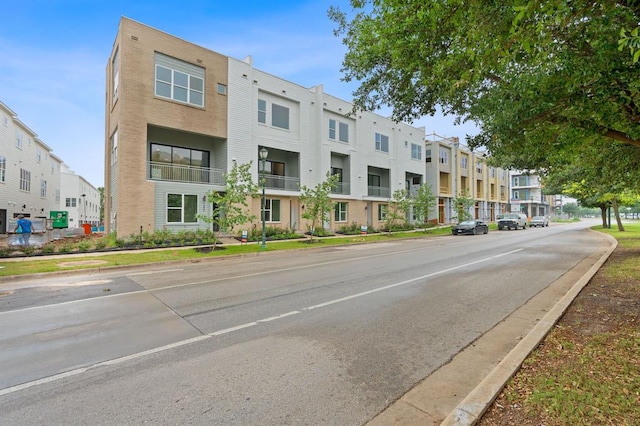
[612, 199, 625, 232]
[600, 205, 608, 228]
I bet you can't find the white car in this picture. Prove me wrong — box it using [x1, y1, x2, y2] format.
[530, 216, 549, 227]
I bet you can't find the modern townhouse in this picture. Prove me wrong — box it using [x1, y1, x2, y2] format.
[425, 133, 509, 223]
[0, 101, 63, 234]
[105, 18, 427, 238]
[509, 170, 552, 218]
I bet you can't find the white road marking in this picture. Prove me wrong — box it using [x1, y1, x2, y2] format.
[0, 249, 522, 395]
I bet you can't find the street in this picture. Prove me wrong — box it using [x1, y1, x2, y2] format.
[0, 221, 608, 425]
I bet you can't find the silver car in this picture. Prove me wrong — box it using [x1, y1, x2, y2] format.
[530, 216, 549, 227]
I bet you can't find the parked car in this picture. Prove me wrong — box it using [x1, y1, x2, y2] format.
[452, 220, 489, 235]
[530, 216, 549, 227]
[497, 213, 528, 230]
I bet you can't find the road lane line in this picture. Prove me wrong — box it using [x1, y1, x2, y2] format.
[1, 249, 522, 396]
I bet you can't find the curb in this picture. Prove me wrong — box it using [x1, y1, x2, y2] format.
[440, 231, 617, 425]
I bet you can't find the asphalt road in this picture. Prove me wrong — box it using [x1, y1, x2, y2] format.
[0, 221, 607, 425]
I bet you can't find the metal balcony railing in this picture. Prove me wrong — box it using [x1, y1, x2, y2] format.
[148, 162, 225, 185]
[368, 186, 391, 198]
[331, 182, 351, 195]
[263, 175, 300, 191]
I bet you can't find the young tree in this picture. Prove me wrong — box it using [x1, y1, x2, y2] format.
[299, 172, 340, 242]
[412, 184, 437, 226]
[452, 192, 474, 223]
[384, 189, 410, 233]
[199, 162, 259, 248]
[329, 2, 640, 172]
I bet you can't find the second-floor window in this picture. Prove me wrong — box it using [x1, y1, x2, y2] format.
[375, 132, 389, 153]
[110, 129, 118, 165]
[66, 198, 77, 207]
[41, 180, 47, 198]
[20, 169, 30, 191]
[155, 53, 204, 107]
[16, 129, 23, 148]
[426, 149, 432, 163]
[461, 156, 468, 170]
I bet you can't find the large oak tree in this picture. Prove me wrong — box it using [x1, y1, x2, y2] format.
[329, 1, 640, 170]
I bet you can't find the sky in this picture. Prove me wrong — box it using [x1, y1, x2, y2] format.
[0, 0, 479, 189]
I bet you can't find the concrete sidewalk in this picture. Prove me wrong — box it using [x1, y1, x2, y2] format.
[366, 232, 616, 425]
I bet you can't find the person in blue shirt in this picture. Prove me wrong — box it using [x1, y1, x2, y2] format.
[14, 215, 35, 246]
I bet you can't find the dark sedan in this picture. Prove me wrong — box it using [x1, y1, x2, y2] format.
[451, 220, 489, 235]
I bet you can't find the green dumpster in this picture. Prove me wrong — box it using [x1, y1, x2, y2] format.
[50, 211, 69, 229]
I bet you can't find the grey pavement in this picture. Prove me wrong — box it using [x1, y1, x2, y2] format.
[0, 231, 617, 425]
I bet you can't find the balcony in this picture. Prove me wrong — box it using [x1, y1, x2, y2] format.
[331, 182, 351, 195]
[148, 161, 225, 185]
[368, 186, 391, 198]
[264, 174, 300, 191]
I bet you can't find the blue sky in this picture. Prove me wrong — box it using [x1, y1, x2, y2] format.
[1, 0, 479, 188]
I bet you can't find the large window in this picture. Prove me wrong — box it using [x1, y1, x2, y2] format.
[19, 169, 30, 192]
[334, 202, 347, 222]
[150, 143, 209, 167]
[167, 194, 198, 223]
[0, 156, 5, 182]
[155, 53, 204, 107]
[375, 132, 389, 153]
[411, 143, 422, 160]
[329, 119, 349, 143]
[265, 199, 281, 222]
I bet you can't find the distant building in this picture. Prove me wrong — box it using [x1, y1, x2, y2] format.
[0, 100, 98, 234]
[509, 170, 552, 217]
[425, 133, 509, 223]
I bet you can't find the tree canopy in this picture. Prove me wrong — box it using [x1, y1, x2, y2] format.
[329, 1, 640, 171]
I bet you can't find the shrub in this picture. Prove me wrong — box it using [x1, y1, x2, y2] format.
[58, 243, 74, 253]
[77, 240, 93, 252]
[41, 244, 56, 254]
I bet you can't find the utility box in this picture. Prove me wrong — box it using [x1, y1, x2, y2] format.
[49, 211, 69, 229]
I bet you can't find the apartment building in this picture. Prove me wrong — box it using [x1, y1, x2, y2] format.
[105, 18, 428, 237]
[425, 133, 509, 223]
[61, 163, 101, 228]
[0, 101, 63, 233]
[509, 170, 551, 217]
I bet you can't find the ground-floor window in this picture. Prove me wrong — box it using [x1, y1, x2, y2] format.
[378, 204, 387, 220]
[265, 198, 281, 222]
[334, 202, 347, 222]
[167, 193, 197, 223]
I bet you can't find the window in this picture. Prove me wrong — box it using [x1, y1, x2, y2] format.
[329, 119, 349, 142]
[19, 169, 30, 192]
[426, 149, 432, 163]
[217, 83, 227, 95]
[334, 202, 347, 222]
[258, 99, 267, 124]
[378, 204, 388, 220]
[461, 156, 468, 170]
[0, 156, 5, 182]
[411, 143, 422, 160]
[112, 47, 119, 104]
[150, 143, 209, 168]
[272, 104, 289, 130]
[36, 147, 42, 163]
[265, 199, 281, 222]
[476, 162, 483, 173]
[16, 129, 23, 148]
[513, 191, 520, 200]
[259, 159, 285, 176]
[40, 180, 47, 198]
[66, 198, 77, 207]
[2, 116, 8, 126]
[375, 132, 389, 153]
[439, 149, 448, 164]
[154, 53, 204, 107]
[167, 194, 198, 223]
[331, 167, 342, 181]
[110, 129, 118, 165]
[513, 177, 520, 186]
